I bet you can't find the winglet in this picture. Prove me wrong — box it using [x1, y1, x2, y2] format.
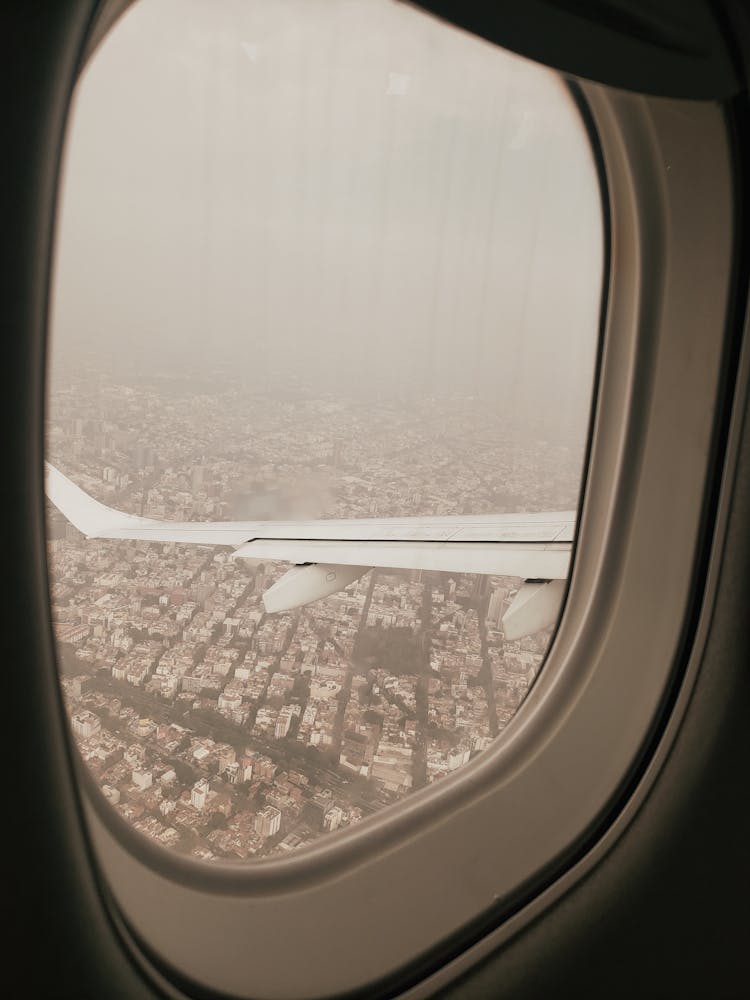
[45, 463, 135, 537]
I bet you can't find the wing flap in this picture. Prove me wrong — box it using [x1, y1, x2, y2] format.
[233, 538, 570, 579]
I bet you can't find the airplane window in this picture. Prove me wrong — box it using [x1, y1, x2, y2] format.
[46, 0, 603, 863]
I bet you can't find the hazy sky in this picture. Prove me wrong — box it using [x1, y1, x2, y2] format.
[51, 0, 603, 433]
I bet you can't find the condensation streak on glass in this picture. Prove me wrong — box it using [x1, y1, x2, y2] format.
[46, 0, 602, 861]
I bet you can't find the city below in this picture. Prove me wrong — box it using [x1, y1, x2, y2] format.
[47, 363, 582, 861]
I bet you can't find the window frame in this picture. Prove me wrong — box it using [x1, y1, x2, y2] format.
[46, 17, 741, 1000]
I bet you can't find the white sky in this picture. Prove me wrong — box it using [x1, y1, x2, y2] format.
[51, 0, 603, 435]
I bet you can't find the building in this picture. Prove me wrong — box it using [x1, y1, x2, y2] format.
[274, 704, 300, 740]
[71, 710, 101, 739]
[254, 805, 281, 841]
[339, 729, 375, 775]
[191, 778, 209, 811]
[101, 784, 120, 806]
[371, 744, 414, 793]
[323, 806, 343, 833]
[487, 588, 507, 627]
[132, 769, 153, 791]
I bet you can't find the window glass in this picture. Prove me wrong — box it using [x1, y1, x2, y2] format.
[47, 0, 602, 861]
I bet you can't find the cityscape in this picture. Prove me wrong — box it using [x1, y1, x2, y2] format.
[47, 360, 584, 862]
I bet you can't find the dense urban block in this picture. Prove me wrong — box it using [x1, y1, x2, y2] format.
[47, 363, 581, 861]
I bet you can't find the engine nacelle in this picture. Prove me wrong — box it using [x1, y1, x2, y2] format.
[501, 578, 566, 641]
[262, 563, 370, 613]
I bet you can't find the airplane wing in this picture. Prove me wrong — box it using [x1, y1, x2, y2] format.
[45, 463, 575, 637]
